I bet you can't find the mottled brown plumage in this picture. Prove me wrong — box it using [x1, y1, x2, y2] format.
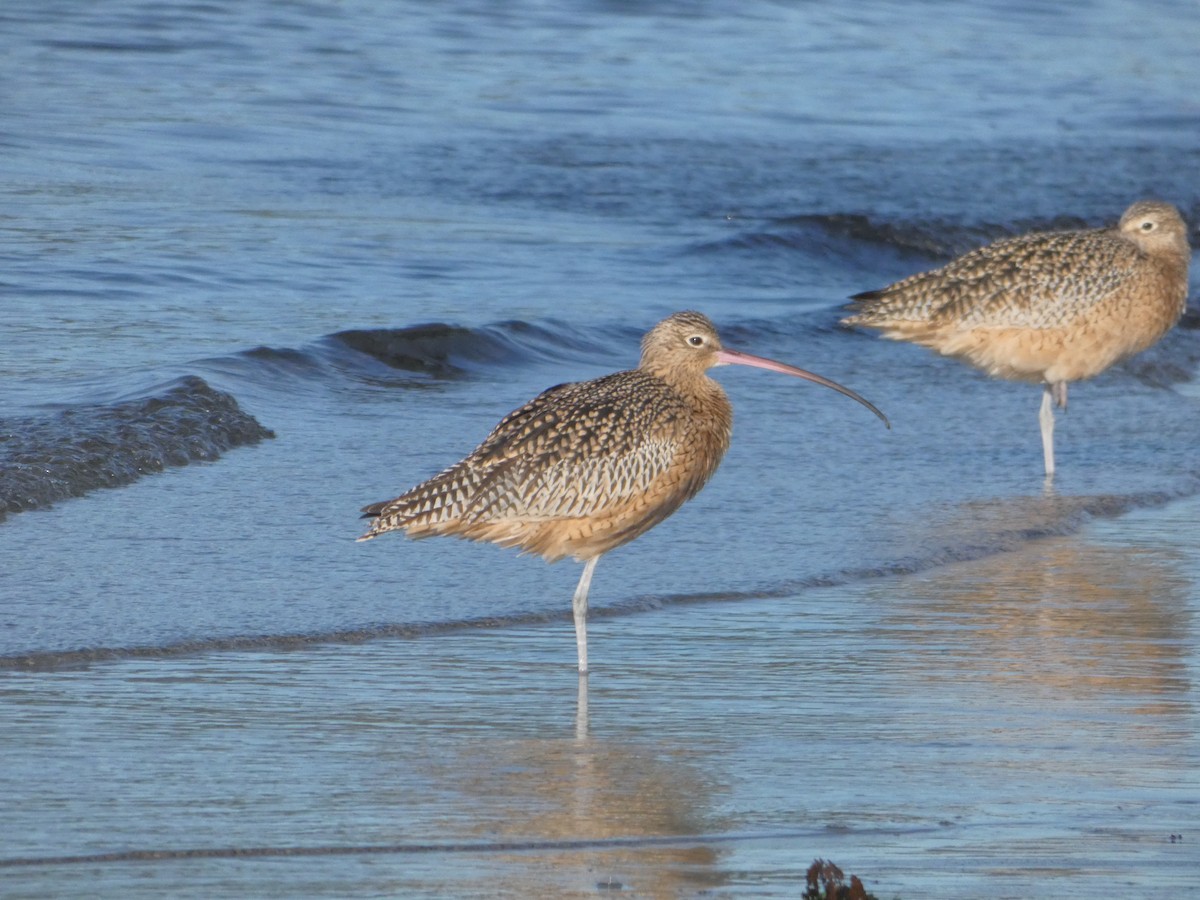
[359, 311, 888, 673]
[842, 200, 1190, 475]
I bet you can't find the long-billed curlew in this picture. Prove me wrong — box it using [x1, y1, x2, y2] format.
[842, 200, 1190, 476]
[359, 311, 889, 674]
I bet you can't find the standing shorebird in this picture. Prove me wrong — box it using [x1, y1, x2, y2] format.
[359, 311, 888, 674]
[842, 200, 1190, 476]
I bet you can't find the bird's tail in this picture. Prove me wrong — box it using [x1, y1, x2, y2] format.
[356, 462, 484, 542]
[356, 496, 422, 542]
[355, 499, 392, 542]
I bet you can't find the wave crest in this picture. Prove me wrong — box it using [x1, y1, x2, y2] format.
[0, 376, 273, 522]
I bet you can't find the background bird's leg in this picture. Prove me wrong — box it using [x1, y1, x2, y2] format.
[573, 557, 599, 675]
[1039, 384, 1056, 477]
[1052, 381, 1068, 410]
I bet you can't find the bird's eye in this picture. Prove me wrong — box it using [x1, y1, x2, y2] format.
[1140, 220, 1156, 232]
[688, 335, 705, 347]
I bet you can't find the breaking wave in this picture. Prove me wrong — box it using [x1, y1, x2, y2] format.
[0, 376, 273, 522]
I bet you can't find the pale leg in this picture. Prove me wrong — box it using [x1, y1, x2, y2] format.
[1039, 384, 1056, 477]
[573, 556, 599, 675]
[575, 672, 590, 740]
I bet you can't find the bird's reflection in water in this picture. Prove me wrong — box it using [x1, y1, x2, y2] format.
[437, 680, 729, 899]
[878, 495, 1191, 713]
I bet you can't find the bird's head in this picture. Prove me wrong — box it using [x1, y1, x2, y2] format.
[638, 310, 725, 378]
[1119, 200, 1190, 263]
[638, 311, 890, 427]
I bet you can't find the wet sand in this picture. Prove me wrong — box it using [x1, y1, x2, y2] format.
[3, 495, 1197, 899]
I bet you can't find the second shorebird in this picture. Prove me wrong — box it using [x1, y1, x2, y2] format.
[842, 200, 1190, 476]
[359, 311, 888, 674]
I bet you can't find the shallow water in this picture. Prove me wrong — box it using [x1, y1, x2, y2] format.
[2, 500, 1197, 898]
[2, 0, 1199, 896]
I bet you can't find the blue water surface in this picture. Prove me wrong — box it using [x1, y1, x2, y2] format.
[1, 1, 1198, 896]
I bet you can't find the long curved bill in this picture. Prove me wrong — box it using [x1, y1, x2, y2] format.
[716, 348, 890, 429]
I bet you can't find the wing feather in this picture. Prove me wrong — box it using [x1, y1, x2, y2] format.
[360, 369, 690, 540]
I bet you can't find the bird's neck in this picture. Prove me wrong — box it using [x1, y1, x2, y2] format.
[645, 360, 713, 393]
[1136, 235, 1191, 274]
[1154, 245, 1191, 310]
[655, 365, 733, 430]
[1167, 244, 1191, 277]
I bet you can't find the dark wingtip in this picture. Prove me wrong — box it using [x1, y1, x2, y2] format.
[360, 500, 388, 519]
[848, 288, 883, 302]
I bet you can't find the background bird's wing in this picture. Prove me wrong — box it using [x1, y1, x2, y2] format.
[850, 227, 1136, 329]
[936, 229, 1137, 329]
